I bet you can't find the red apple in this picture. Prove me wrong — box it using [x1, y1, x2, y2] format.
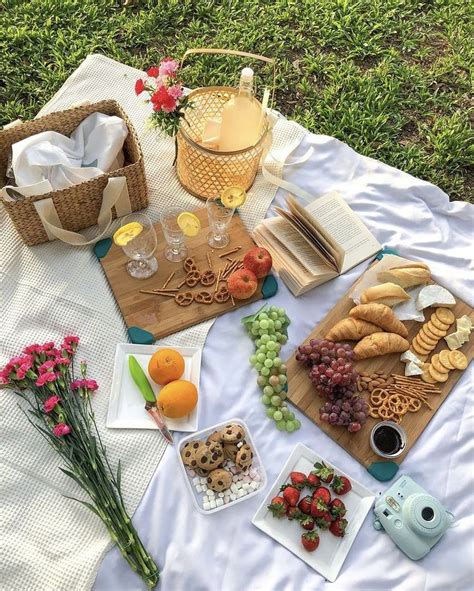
[227, 268, 258, 300]
[243, 247, 272, 279]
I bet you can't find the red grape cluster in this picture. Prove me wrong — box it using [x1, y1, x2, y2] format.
[296, 338, 368, 432]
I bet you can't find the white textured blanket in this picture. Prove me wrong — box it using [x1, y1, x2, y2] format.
[0, 54, 306, 591]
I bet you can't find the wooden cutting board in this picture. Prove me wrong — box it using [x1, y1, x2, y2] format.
[99, 208, 272, 342]
[286, 262, 473, 481]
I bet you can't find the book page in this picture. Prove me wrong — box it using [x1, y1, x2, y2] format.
[264, 217, 333, 276]
[303, 191, 382, 273]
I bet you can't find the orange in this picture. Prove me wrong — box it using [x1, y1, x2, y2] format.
[148, 349, 185, 385]
[157, 380, 198, 419]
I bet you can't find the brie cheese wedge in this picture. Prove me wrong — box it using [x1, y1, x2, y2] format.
[400, 350, 423, 366]
[444, 331, 466, 350]
[405, 361, 424, 376]
[393, 286, 425, 322]
[416, 284, 456, 311]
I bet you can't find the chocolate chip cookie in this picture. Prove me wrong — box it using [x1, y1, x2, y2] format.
[195, 440, 224, 470]
[235, 443, 253, 469]
[220, 423, 245, 443]
[206, 468, 232, 492]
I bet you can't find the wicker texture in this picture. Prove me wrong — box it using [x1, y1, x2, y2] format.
[0, 100, 148, 246]
[177, 86, 267, 200]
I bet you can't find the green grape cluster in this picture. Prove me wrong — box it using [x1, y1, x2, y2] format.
[246, 305, 301, 432]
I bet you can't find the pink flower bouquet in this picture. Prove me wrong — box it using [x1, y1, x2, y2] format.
[135, 57, 192, 136]
[1, 337, 159, 589]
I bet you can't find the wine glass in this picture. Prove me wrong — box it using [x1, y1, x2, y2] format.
[120, 213, 158, 279]
[160, 206, 187, 262]
[206, 197, 235, 249]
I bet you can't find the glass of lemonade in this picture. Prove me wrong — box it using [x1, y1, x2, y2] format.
[120, 213, 158, 279]
[160, 206, 188, 262]
[206, 197, 235, 249]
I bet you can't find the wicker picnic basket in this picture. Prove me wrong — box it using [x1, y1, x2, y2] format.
[0, 100, 148, 246]
[176, 49, 274, 200]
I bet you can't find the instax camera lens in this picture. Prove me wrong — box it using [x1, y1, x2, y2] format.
[422, 507, 434, 521]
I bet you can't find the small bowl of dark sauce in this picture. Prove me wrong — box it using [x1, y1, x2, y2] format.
[370, 421, 407, 458]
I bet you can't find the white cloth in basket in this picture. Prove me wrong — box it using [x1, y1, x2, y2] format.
[7, 112, 127, 197]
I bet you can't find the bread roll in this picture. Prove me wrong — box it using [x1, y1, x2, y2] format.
[349, 303, 408, 338]
[325, 318, 380, 341]
[354, 332, 410, 360]
[376, 266, 431, 289]
[360, 282, 410, 307]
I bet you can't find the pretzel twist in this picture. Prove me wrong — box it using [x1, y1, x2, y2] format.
[185, 270, 201, 287]
[175, 292, 194, 306]
[194, 291, 213, 305]
[200, 270, 216, 286]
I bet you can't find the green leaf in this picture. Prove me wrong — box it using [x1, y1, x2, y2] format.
[63, 495, 101, 518]
[241, 303, 268, 326]
[116, 459, 122, 491]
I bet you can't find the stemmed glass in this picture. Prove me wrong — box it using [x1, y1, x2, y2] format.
[120, 213, 158, 279]
[206, 197, 235, 249]
[160, 207, 187, 262]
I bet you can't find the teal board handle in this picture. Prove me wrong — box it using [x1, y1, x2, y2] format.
[367, 461, 400, 481]
[261, 274, 278, 299]
[93, 238, 113, 259]
[376, 248, 400, 260]
[128, 326, 155, 345]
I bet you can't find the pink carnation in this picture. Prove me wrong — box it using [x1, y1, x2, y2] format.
[23, 344, 41, 355]
[36, 372, 57, 387]
[147, 66, 160, 78]
[0, 371, 9, 385]
[53, 423, 71, 437]
[16, 366, 27, 380]
[159, 58, 179, 78]
[167, 84, 183, 100]
[70, 379, 85, 390]
[44, 395, 61, 413]
[63, 336, 79, 348]
[135, 78, 145, 95]
[38, 360, 56, 374]
[55, 357, 71, 366]
[85, 379, 99, 392]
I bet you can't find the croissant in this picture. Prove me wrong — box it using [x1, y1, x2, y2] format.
[349, 303, 408, 338]
[354, 332, 410, 360]
[325, 318, 380, 341]
[360, 282, 410, 307]
[376, 266, 431, 289]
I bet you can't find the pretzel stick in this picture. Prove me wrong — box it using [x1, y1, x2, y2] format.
[140, 290, 176, 297]
[218, 247, 241, 258]
[207, 253, 212, 269]
[162, 272, 175, 289]
[214, 270, 222, 293]
[177, 278, 187, 289]
[231, 295, 235, 307]
[226, 257, 234, 262]
[152, 288, 178, 292]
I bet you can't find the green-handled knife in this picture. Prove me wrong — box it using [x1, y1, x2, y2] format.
[128, 355, 174, 445]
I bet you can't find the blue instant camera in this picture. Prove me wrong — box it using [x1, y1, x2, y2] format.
[373, 475, 454, 560]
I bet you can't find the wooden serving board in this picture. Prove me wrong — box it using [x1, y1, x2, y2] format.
[286, 262, 473, 479]
[99, 208, 270, 341]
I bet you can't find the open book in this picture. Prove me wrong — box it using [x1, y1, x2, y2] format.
[253, 191, 382, 296]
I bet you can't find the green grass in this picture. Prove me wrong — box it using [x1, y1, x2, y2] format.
[1, 0, 472, 201]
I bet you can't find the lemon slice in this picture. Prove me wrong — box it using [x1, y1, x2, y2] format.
[221, 186, 247, 208]
[177, 212, 201, 237]
[113, 222, 143, 246]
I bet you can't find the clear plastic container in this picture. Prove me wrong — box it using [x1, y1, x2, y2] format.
[177, 418, 267, 514]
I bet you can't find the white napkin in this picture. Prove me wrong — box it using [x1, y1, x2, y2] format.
[5, 112, 128, 198]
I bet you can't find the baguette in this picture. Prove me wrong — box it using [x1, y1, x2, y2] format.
[325, 318, 380, 341]
[349, 303, 408, 338]
[360, 282, 410, 307]
[353, 332, 410, 360]
[376, 266, 431, 289]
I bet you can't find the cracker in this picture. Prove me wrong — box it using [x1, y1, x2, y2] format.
[412, 339, 432, 356]
[421, 370, 437, 384]
[425, 321, 446, 338]
[435, 307, 455, 325]
[430, 313, 451, 331]
[448, 350, 468, 370]
[420, 326, 439, 346]
[431, 353, 450, 375]
[414, 335, 435, 354]
[439, 349, 455, 370]
[428, 365, 449, 383]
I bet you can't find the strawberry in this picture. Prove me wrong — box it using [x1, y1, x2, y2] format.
[289, 471, 306, 489]
[301, 530, 320, 552]
[312, 486, 331, 505]
[310, 496, 328, 518]
[268, 496, 288, 518]
[299, 515, 315, 530]
[287, 506, 302, 521]
[306, 471, 321, 489]
[329, 498, 347, 519]
[314, 512, 333, 530]
[298, 495, 313, 515]
[331, 475, 352, 496]
[313, 461, 334, 483]
[281, 484, 301, 507]
[329, 518, 348, 537]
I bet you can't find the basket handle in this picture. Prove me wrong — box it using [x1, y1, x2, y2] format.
[32, 177, 131, 246]
[180, 48, 276, 106]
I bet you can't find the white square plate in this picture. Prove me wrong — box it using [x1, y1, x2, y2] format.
[252, 443, 375, 582]
[106, 343, 201, 432]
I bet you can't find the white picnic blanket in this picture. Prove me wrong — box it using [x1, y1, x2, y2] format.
[96, 134, 474, 591]
[0, 55, 305, 591]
